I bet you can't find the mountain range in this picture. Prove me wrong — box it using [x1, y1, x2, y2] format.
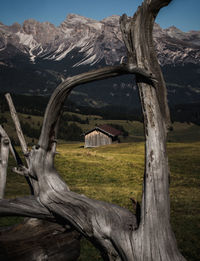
[0, 14, 200, 109]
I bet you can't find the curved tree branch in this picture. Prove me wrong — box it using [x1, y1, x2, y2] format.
[0, 196, 55, 222]
[26, 62, 153, 260]
[38, 174, 138, 260]
[27, 143, 138, 260]
[0, 1, 187, 260]
[38, 65, 155, 151]
[148, 0, 172, 12]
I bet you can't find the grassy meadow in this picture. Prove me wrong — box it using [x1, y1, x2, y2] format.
[1, 110, 200, 143]
[0, 110, 200, 260]
[1, 141, 199, 261]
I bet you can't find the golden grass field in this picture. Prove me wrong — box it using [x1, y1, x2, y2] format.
[1, 110, 200, 260]
[2, 141, 199, 261]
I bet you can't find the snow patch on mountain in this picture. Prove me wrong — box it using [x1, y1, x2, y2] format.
[55, 44, 75, 61]
[16, 31, 40, 62]
[16, 32, 34, 46]
[0, 14, 200, 66]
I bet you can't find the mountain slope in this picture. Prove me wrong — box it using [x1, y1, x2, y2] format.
[0, 14, 200, 109]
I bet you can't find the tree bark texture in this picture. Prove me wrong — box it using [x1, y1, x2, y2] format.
[0, 0, 188, 260]
[0, 126, 9, 199]
[120, 0, 186, 260]
[0, 105, 81, 260]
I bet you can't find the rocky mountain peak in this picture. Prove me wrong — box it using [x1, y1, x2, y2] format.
[0, 14, 199, 108]
[60, 13, 103, 34]
[101, 15, 120, 25]
[9, 22, 21, 33]
[65, 13, 98, 24]
[21, 19, 60, 46]
[165, 25, 186, 39]
[0, 13, 200, 66]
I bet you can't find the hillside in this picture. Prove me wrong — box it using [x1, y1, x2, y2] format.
[1, 142, 199, 261]
[1, 107, 200, 145]
[0, 15, 200, 109]
[0, 95, 199, 261]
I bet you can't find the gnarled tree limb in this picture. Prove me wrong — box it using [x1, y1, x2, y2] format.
[0, 196, 55, 221]
[0, 100, 81, 261]
[39, 64, 154, 151]
[0, 0, 188, 260]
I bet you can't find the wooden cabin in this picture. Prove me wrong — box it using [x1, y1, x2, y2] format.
[84, 124, 122, 148]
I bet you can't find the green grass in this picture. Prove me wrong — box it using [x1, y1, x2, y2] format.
[56, 143, 144, 206]
[0, 111, 43, 144]
[0, 110, 200, 260]
[168, 142, 200, 261]
[1, 110, 200, 143]
[1, 141, 200, 261]
[168, 122, 200, 142]
[55, 142, 200, 261]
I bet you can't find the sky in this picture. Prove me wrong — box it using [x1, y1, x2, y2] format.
[0, 0, 200, 32]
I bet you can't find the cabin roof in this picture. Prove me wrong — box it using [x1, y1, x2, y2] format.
[84, 124, 122, 137]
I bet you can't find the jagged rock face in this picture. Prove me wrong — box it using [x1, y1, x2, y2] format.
[22, 19, 61, 45]
[0, 14, 200, 108]
[56, 14, 124, 66]
[153, 24, 200, 65]
[0, 14, 199, 66]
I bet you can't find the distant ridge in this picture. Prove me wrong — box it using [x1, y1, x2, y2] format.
[0, 14, 200, 109]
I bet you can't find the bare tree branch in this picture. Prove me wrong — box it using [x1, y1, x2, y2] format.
[38, 65, 155, 151]
[0, 1, 187, 260]
[0, 196, 55, 222]
[5, 93, 29, 158]
[12, 165, 29, 177]
[0, 126, 9, 199]
[38, 180, 138, 259]
[5, 93, 36, 195]
[148, 0, 172, 13]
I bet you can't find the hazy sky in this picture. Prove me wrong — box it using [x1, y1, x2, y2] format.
[0, 0, 200, 32]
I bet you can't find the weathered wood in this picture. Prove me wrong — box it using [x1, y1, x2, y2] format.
[0, 196, 55, 220]
[0, 125, 26, 197]
[85, 130, 112, 147]
[38, 65, 154, 151]
[1, 97, 81, 261]
[119, 0, 186, 260]
[0, 0, 188, 260]
[0, 126, 9, 199]
[0, 126, 17, 163]
[5, 93, 29, 158]
[5, 93, 37, 195]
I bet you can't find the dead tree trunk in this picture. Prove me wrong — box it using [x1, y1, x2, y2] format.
[0, 0, 188, 260]
[0, 98, 81, 261]
[120, 1, 186, 260]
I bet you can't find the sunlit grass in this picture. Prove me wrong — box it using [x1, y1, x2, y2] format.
[54, 141, 200, 261]
[0, 141, 199, 261]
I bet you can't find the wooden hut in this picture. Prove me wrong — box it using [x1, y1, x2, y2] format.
[84, 124, 121, 148]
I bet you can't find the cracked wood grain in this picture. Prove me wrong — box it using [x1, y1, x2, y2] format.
[0, 0, 187, 260]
